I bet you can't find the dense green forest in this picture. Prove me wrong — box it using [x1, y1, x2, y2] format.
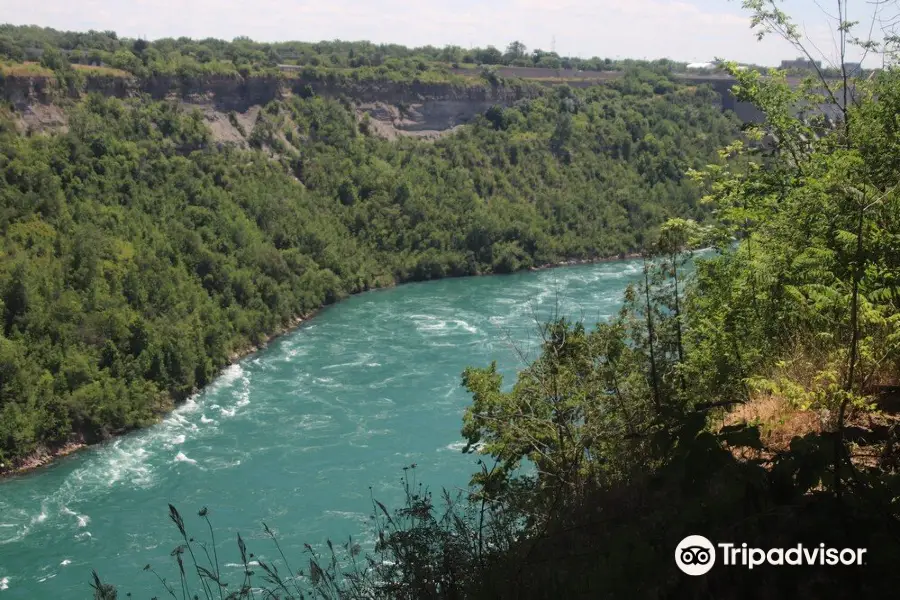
[0, 65, 738, 465]
[87, 4, 900, 598]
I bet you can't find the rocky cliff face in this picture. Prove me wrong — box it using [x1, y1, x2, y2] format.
[295, 79, 537, 138]
[1, 73, 537, 139]
[1, 75, 58, 109]
[141, 75, 283, 111]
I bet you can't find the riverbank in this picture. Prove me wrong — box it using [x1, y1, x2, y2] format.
[0, 252, 640, 479]
[0, 439, 87, 477]
[0, 311, 319, 478]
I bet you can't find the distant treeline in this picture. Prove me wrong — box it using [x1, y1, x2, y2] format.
[0, 24, 699, 81]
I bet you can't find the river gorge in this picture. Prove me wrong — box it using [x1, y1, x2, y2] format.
[0, 260, 645, 598]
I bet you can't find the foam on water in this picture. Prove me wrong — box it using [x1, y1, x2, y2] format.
[71, 442, 155, 489]
[206, 458, 242, 470]
[0, 518, 29, 546]
[322, 353, 377, 370]
[177, 396, 201, 414]
[234, 370, 252, 408]
[427, 340, 456, 347]
[284, 346, 308, 359]
[0, 576, 8, 590]
[217, 364, 245, 387]
[322, 510, 369, 526]
[174, 452, 197, 465]
[224, 561, 260, 568]
[452, 319, 478, 334]
[409, 314, 481, 336]
[443, 440, 483, 453]
[296, 414, 333, 430]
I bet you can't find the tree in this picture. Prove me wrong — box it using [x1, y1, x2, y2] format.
[39, 44, 69, 71]
[0, 35, 24, 61]
[504, 40, 527, 62]
[474, 45, 503, 65]
[132, 38, 149, 54]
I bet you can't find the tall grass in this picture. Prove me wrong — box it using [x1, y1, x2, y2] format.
[92, 466, 507, 600]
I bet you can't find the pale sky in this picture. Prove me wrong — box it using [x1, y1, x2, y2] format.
[0, 0, 892, 66]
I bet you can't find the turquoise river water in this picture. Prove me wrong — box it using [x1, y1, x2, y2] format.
[0, 260, 644, 598]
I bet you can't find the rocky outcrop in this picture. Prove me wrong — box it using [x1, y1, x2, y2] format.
[85, 74, 138, 97]
[356, 100, 496, 139]
[14, 103, 68, 135]
[0, 75, 58, 109]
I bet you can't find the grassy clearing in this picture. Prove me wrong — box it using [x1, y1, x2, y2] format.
[0, 61, 55, 78]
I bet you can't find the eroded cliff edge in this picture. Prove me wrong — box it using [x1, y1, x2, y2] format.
[1, 72, 542, 142]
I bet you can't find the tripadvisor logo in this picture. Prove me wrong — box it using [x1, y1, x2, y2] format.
[675, 535, 716, 575]
[675, 535, 867, 575]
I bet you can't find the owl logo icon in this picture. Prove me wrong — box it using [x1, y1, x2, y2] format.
[675, 535, 716, 575]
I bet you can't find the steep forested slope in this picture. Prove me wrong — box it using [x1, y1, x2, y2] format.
[0, 73, 738, 465]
